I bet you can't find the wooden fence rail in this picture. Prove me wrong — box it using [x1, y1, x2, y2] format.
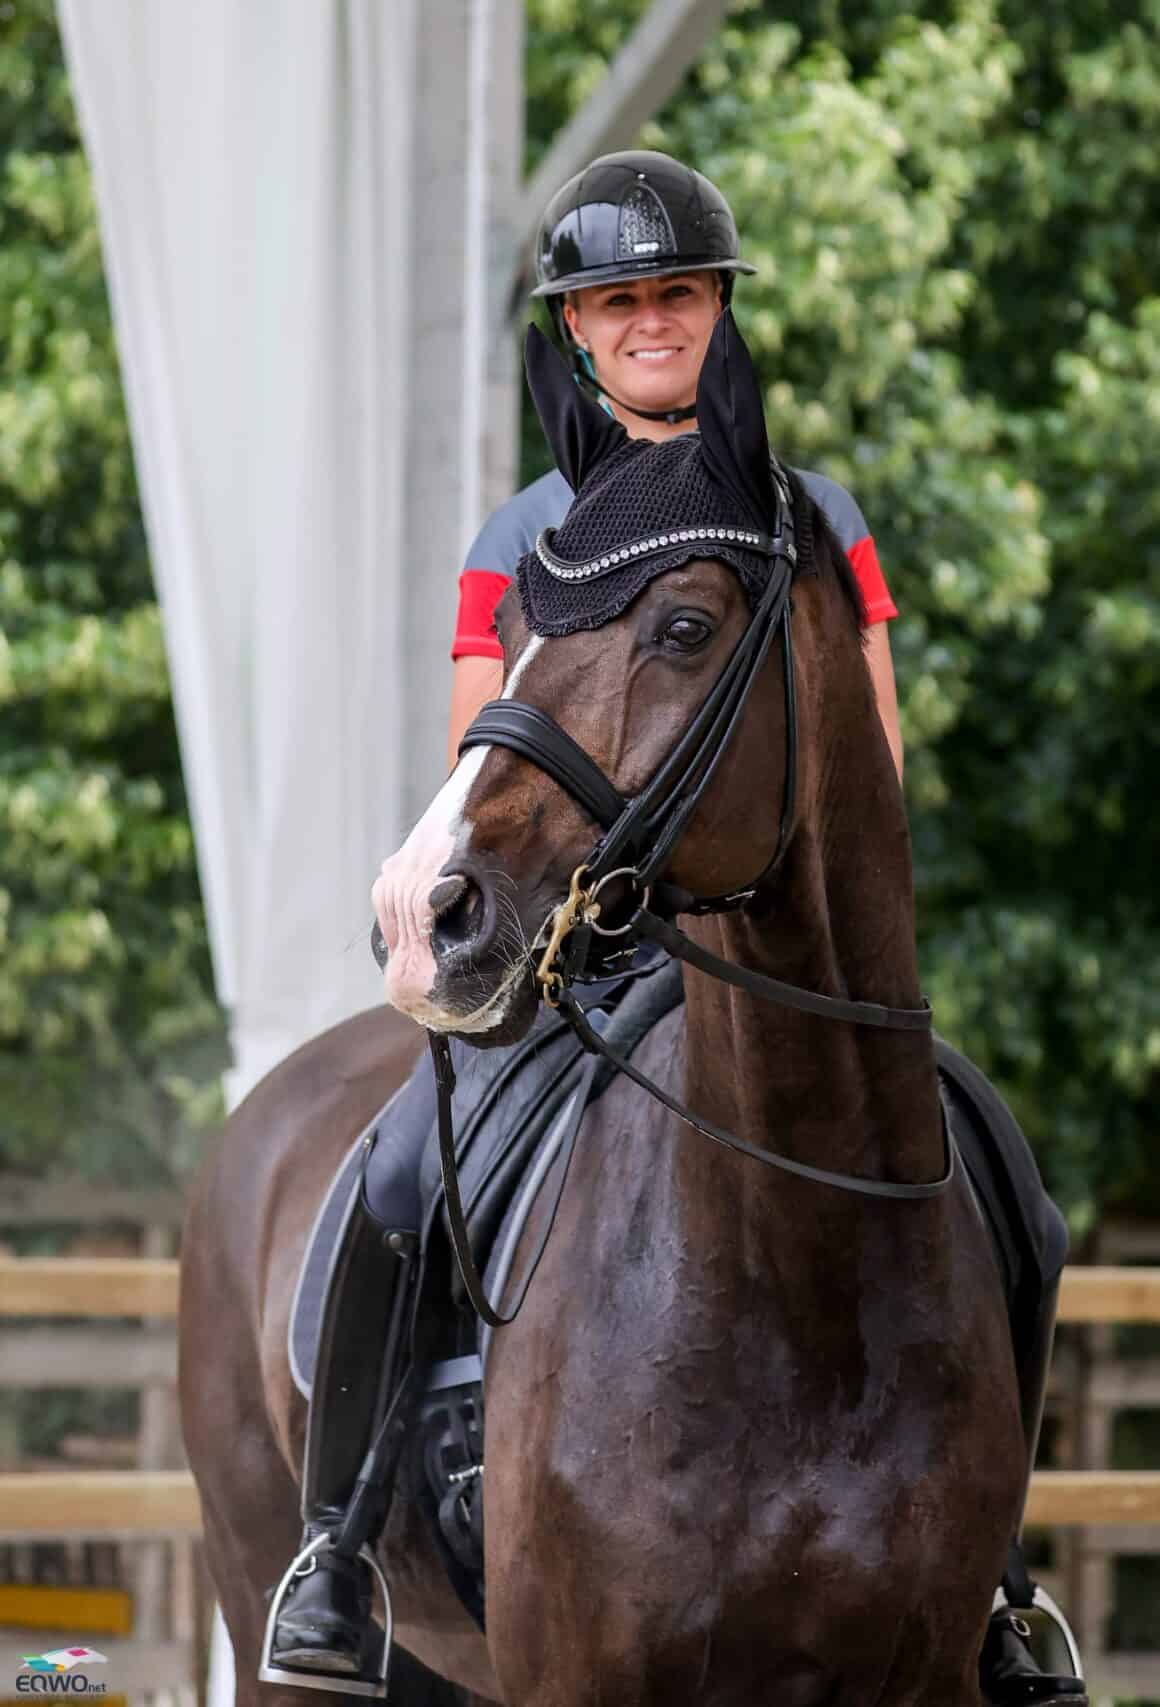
[1, 1260, 1158, 1536]
[0, 1471, 201, 1536]
[2, 1259, 1159, 1321]
[1, 1467, 1157, 1535]
[0, 1257, 180, 1318]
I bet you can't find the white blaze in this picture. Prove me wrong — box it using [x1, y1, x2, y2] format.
[502, 633, 543, 699]
[372, 636, 543, 1026]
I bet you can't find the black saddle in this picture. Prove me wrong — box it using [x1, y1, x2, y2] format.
[934, 1034, 1068, 1364]
[289, 961, 681, 1400]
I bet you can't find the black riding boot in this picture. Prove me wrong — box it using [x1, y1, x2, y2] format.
[262, 1107, 426, 1694]
[980, 1276, 1087, 1707]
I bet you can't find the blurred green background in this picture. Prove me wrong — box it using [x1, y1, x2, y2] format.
[1, 0, 1157, 1239]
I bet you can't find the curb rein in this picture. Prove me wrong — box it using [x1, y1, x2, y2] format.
[431, 481, 953, 1327]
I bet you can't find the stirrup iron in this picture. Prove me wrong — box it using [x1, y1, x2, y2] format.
[259, 1531, 392, 1698]
[992, 1582, 1083, 1681]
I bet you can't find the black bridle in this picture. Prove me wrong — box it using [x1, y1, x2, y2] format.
[460, 543, 799, 961]
[429, 487, 951, 1327]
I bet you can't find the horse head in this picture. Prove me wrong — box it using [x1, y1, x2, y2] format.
[374, 312, 855, 1043]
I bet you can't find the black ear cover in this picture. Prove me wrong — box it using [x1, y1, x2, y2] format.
[695, 309, 775, 528]
[524, 323, 627, 493]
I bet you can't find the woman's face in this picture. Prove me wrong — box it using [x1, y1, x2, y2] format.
[562, 272, 722, 418]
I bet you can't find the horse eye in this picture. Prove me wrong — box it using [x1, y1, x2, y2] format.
[659, 614, 712, 653]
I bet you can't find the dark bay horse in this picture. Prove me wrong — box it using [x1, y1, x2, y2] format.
[181, 316, 1024, 1705]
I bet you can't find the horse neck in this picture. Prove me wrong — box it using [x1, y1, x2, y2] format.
[681, 658, 944, 1204]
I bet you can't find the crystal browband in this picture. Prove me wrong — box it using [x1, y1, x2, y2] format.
[535, 523, 783, 583]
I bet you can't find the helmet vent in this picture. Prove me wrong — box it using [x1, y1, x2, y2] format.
[617, 184, 675, 261]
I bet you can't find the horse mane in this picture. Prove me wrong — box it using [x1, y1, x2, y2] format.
[785, 468, 867, 631]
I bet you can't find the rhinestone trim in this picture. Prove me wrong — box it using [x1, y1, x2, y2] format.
[535, 524, 780, 583]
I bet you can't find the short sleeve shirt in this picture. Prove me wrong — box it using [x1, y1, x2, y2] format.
[452, 467, 896, 661]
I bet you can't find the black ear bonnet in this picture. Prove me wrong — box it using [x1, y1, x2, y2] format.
[517, 312, 797, 638]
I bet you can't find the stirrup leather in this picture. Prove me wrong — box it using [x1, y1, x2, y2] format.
[991, 1582, 1083, 1682]
[259, 1531, 392, 1698]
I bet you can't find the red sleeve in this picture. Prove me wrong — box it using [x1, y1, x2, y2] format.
[451, 569, 511, 661]
[847, 535, 897, 625]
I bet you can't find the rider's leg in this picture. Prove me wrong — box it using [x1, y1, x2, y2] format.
[269, 1055, 435, 1679]
[980, 1261, 1088, 1707]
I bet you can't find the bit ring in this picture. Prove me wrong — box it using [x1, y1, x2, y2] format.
[586, 867, 651, 937]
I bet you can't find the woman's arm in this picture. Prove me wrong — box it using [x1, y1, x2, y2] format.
[865, 622, 903, 783]
[446, 654, 503, 772]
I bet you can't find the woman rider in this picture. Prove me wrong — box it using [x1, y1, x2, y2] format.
[447, 152, 902, 776]
[269, 151, 1085, 1707]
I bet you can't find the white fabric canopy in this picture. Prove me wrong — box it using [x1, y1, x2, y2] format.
[53, 6, 734, 1696]
[58, 0, 522, 1102]
[53, 3, 731, 1696]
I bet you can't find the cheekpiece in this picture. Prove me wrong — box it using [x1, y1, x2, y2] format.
[516, 433, 792, 638]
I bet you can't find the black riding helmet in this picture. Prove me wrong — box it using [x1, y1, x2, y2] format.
[532, 150, 756, 424]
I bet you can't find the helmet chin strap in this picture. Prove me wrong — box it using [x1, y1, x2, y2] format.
[573, 350, 697, 427]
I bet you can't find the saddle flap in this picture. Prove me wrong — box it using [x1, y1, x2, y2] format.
[417, 1015, 587, 1253]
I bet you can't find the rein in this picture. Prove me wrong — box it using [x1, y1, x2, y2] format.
[554, 989, 949, 1199]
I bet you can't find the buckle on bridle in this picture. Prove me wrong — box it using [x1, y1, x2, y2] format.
[536, 865, 597, 1006]
[536, 865, 653, 1005]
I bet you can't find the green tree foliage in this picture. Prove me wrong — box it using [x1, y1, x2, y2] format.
[526, 0, 1159, 1229]
[0, 2, 224, 1184]
[1, 1, 1154, 1226]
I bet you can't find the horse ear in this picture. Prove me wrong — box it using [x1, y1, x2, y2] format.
[695, 309, 774, 527]
[524, 323, 626, 493]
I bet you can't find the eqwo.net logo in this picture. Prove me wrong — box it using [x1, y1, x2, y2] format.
[16, 1650, 108, 1695]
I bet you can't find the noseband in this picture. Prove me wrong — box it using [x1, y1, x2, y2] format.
[431, 482, 953, 1326]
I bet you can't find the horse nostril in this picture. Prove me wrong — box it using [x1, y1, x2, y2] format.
[430, 875, 469, 921]
[429, 873, 485, 953]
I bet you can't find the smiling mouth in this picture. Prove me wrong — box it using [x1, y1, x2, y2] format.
[628, 347, 682, 362]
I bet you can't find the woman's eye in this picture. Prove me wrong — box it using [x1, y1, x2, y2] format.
[659, 615, 712, 653]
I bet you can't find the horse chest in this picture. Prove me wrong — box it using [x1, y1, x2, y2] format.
[488, 1335, 985, 1706]
[488, 1360, 965, 1704]
[482, 1062, 1012, 1702]
[494, 1213, 961, 1585]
